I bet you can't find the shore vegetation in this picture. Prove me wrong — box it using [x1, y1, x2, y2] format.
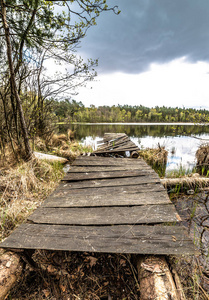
[52, 99, 209, 123]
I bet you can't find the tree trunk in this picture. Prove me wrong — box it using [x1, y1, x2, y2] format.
[0, 0, 33, 161]
[0, 251, 23, 300]
[137, 255, 181, 300]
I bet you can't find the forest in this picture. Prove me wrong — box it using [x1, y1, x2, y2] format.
[52, 99, 209, 123]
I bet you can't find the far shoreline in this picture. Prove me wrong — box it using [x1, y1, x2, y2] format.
[57, 122, 209, 126]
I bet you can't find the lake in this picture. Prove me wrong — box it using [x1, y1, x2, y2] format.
[59, 123, 209, 173]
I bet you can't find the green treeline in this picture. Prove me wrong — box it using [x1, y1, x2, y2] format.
[51, 99, 209, 123]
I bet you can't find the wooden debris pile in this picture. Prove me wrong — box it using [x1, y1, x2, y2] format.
[9, 251, 140, 300]
[94, 133, 139, 155]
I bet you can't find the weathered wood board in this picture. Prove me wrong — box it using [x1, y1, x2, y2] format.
[73, 156, 144, 163]
[28, 204, 179, 225]
[72, 156, 147, 166]
[50, 182, 165, 195]
[43, 190, 170, 207]
[62, 170, 158, 181]
[0, 224, 197, 255]
[61, 176, 160, 189]
[68, 165, 152, 172]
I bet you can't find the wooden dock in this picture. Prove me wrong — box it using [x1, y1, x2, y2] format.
[0, 153, 196, 255]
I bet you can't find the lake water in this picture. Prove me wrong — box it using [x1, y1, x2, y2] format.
[59, 123, 209, 173]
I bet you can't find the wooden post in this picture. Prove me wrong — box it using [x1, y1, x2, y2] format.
[137, 255, 181, 300]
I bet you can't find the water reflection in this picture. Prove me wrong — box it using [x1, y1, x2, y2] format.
[59, 123, 209, 172]
[132, 135, 202, 172]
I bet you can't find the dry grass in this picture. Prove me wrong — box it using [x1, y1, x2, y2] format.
[196, 144, 209, 175]
[138, 144, 168, 177]
[51, 141, 92, 161]
[35, 133, 93, 161]
[169, 255, 209, 300]
[0, 158, 64, 241]
[67, 129, 75, 141]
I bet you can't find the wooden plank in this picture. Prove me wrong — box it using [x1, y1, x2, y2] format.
[71, 159, 151, 169]
[74, 156, 144, 162]
[72, 159, 147, 168]
[43, 190, 171, 207]
[28, 204, 180, 225]
[75, 156, 143, 161]
[61, 176, 160, 188]
[68, 165, 152, 172]
[55, 182, 165, 194]
[62, 170, 158, 181]
[0, 223, 197, 255]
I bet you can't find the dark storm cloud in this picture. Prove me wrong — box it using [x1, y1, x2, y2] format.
[79, 0, 209, 73]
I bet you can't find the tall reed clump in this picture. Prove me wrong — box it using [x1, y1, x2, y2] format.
[0, 158, 64, 241]
[196, 143, 209, 176]
[138, 144, 168, 177]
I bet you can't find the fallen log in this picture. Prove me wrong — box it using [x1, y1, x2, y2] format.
[34, 151, 68, 164]
[161, 174, 209, 189]
[0, 251, 23, 300]
[130, 151, 139, 158]
[137, 255, 181, 300]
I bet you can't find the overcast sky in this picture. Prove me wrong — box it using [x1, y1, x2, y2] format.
[73, 0, 209, 109]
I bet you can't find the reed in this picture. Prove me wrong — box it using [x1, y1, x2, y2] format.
[138, 144, 168, 177]
[196, 144, 209, 175]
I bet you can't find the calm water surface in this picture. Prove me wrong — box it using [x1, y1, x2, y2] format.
[59, 123, 209, 173]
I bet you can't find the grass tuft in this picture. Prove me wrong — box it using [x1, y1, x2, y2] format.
[196, 144, 209, 175]
[138, 144, 168, 177]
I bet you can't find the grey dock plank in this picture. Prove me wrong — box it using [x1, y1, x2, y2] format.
[0, 223, 197, 255]
[62, 170, 158, 181]
[67, 165, 152, 172]
[43, 190, 171, 207]
[28, 204, 180, 225]
[61, 175, 160, 188]
[72, 157, 146, 166]
[74, 156, 143, 162]
[52, 182, 165, 195]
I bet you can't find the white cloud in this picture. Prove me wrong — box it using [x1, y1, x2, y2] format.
[74, 57, 209, 109]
